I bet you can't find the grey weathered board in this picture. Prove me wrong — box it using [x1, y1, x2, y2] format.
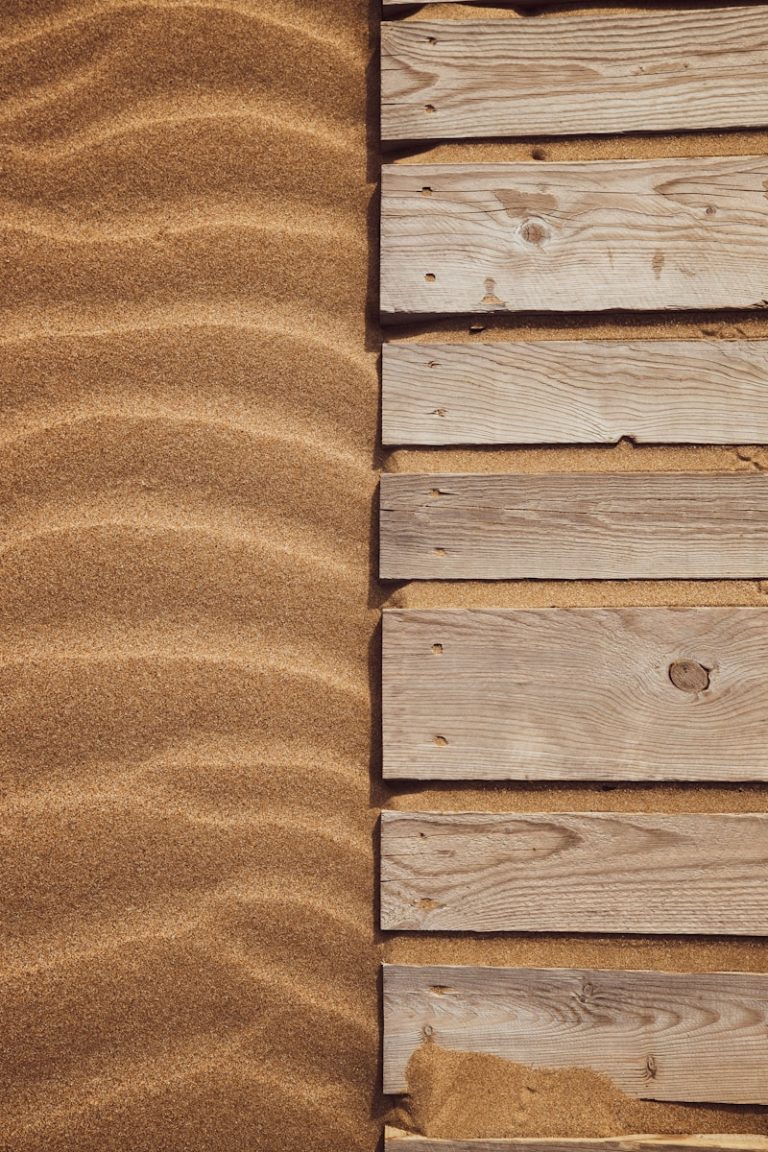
[381, 341, 768, 446]
[381, 160, 768, 317]
[380, 811, 768, 934]
[385, 1133, 768, 1152]
[383, 965, 768, 1103]
[379, 474, 768, 580]
[382, 608, 768, 781]
[381, 8, 768, 141]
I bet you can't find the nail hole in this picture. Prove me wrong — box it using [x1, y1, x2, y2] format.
[426, 36, 437, 45]
[421, 186, 433, 197]
[433, 735, 448, 746]
[431, 408, 447, 417]
[432, 643, 443, 654]
[424, 104, 436, 114]
[425, 272, 436, 282]
[433, 547, 446, 557]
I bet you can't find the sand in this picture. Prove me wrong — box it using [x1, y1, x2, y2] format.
[1, 1, 767, 1149]
[1, 2, 381, 1149]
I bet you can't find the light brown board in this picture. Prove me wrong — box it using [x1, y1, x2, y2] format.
[381, 811, 768, 934]
[385, 1131, 768, 1152]
[379, 473, 768, 580]
[380, 160, 768, 317]
[382, 607, 768, 781]
[383, 965, 768, 1102]
[381, 341, 768, 446]
[381, 9, 768, 141]
[381, 0, 639, 5]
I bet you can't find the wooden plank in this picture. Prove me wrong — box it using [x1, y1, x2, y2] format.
[385, 1131, 768, 1152]
[379, 473, 768, 580]
[382, 607, 768, 781]
[383, 965, 768, 1102]
[381, 811, 768, 934]
[381, 9, 768, 141]
[381, 341, 768, 447]
[381, 1, 629, 5]
[381, 160, 768, 317]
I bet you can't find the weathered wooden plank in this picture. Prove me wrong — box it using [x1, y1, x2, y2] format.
[382, 607, 768, 781]
[382, 9, 768, 141]
[379, 473, 768, 580]
[381, 160, 768, 317]
[383, 965, 768, 1102]
[381, 341, 768, 447]
[381, 811, 768, 934]
[381, 1, 627, 5]
[385, 1131, 768, 1152]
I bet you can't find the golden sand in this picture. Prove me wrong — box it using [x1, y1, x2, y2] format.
[2, 1, 767, 1148]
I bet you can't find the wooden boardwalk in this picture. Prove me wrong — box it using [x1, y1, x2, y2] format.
[376, 0, 768, 1129]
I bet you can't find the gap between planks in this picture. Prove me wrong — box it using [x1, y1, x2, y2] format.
[381, 159, 768, 317]
[381, 341, 768, 446]
[379, 474, 768, 581]
[383, 965, 768, 1103]
[381, 8, 768, 141]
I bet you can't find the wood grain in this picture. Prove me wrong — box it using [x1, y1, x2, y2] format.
[381, 160, 768, 317]
[381, 9, 768, 141]
[385, 1131, 768, 1152]
[383, 965, 768, 1102]
[381, 811, 768, 934]
[382, 608, 768, 781]
[381, 341, 768, 446]
[379, 474, 768, 580]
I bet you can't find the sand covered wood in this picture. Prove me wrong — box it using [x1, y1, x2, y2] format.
[380, 474, 768, 580]
[382, 608, 768, 780]
[385, 1131, 768, 1152]
[382, 9, 768, 141]
[381, 160, 768, 317]
[381, 811, 768, 934]
[381, 341, 768, 446]
[383, 965, 768, 1102]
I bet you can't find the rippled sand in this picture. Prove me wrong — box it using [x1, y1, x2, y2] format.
[1, 2, 381, 1148]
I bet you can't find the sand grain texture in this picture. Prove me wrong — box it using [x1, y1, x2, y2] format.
[0, 2, 381, 1150]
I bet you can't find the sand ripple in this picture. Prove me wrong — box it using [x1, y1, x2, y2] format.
[0, 1, 379, 1149]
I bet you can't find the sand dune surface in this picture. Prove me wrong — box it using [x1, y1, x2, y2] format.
[1, 2, 381, 1149]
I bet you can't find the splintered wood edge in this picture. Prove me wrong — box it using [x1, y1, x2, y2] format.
[384, 1133, 768, 1151]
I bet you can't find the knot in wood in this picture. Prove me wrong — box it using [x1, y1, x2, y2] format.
[519, 217, 550, 247]
[669, 659, 710, 693]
